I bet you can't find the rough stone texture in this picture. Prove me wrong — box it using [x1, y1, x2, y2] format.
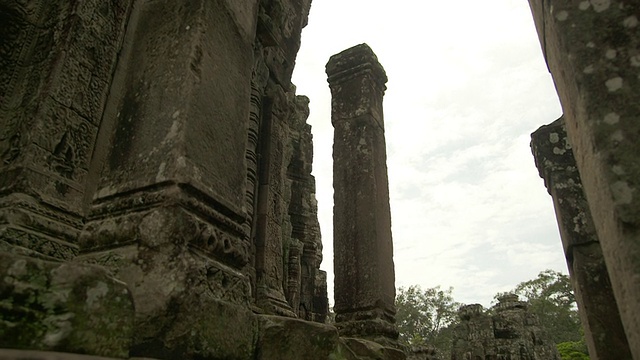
[0, 0, 132, 260]
[531, 117, 631, 359]
[451, 296, 560, 360]
[256, 315, 341, 360]
[527, 1, 640, 357]
[0, 253, 134, 358]
[0, 0, 336, 359]
[327, 44, 398, 343]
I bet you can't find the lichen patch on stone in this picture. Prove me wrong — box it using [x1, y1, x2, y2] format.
[623, 15, 638, 28]
[556, 11, 569, 21]
[603, 112, 620, 125]
[590, 0, 611, 12]
[611, 181, 634, 205]
[605, 77, 623, 92]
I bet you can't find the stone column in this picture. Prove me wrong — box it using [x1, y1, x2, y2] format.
[326, 44, 398, 340]
[528, 2, 640, 356]
[531, 117, 631, 359]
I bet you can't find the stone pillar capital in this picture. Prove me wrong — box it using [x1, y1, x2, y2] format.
[326, 44, 387, 128]
[326, 43, 387, 87]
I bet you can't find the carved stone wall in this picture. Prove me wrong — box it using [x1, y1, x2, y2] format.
[0, 0, 332, 359]
[0, 0, 132, 260]
[451, 296, 560, 360]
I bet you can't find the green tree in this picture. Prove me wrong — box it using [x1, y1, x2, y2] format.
[507, 269, 582, 344]
[556, 341, 589, 360]
[395, 285, 460, 358]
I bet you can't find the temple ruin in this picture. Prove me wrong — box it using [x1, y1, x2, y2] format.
[0, 0, 408, 358]
[2, 0, 640, 359]
[528, 1, 640, 358]
[451, 295, 560, 360]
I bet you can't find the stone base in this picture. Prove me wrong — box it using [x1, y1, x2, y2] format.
[336, 318, 399, 341]
[0, 253, 134, 358]
[77, 207, 257, 359]
[256, 315, 344, 360]
[342, 338, 406, 360]
[0, 194, 83, 261]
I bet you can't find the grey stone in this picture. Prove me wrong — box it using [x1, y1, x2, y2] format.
[531, 117, 631, 359]
[528, 1, 640, 357]
[0, 253, 134, 358]
[327, 44, 398, 342]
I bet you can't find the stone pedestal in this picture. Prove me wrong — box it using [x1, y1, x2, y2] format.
[531, 117, 631, 359]
[528, 2, 640, 357]
[326, 44, 398, 340]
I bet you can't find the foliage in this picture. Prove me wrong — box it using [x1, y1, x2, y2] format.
[498, 269, 583, 344]
[395, 285, 460, 358]
[557, 341, 589, 360]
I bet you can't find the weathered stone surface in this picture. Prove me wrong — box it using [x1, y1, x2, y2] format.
[528, 2, 640, 357]
[0, 0, 132, 259]
[451, 296, 560, 360]
[327, 44, 398, 342]
[531, 117, 631, 359]
[0, 253, 134, 358]
[79, 207, 257, 359]
[342, 338, 406, 360]
[1, 0, 335, 358]
[255, 315, 341, 360]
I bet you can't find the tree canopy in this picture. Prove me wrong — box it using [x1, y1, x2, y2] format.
[395, 285, 460, 357]
[502, 269, 582, 344]
[395, 270, 588, 360]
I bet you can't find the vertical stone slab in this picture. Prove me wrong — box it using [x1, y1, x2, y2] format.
[0, 0, 132, 260]
[78, 0, 261, 357]
[326, 44, 398, 340]
[531, 117, 631, 359]
[528, 2, 640, 356]
[252, 0, 316, 317]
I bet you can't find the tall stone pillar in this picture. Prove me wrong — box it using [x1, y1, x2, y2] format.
[531, 117, 631, 360]
[528, 2, 640, 356]
[326, 44, 398, 341]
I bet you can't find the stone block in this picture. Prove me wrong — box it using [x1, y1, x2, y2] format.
[255, 315, 342, 360]
[0, 349, 126, 360]
[0, 253, 134, 358]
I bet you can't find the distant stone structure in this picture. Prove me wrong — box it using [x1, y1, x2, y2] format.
[528, 1, 640, 358]
[0, 1, 404, 360]
[531, 117, 631, 359]
[451, 295, 560, 360]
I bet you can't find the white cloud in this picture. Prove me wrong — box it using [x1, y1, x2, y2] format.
[292, 0, 565, 307]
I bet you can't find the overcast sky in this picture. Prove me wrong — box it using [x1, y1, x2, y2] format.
[291, 0, 566, 307]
